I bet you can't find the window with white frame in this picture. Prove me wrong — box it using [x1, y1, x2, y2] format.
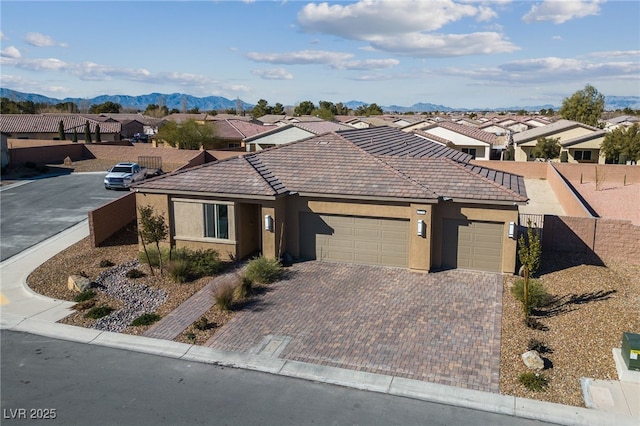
[204, 204, 229, 239]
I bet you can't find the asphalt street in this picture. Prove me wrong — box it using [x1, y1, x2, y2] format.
[0, 330, 554, 426]
[0, 173, 124, 261]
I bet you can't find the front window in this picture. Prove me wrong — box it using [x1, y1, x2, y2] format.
[574, 150, 592, 161]
[204, 204, 229, 239]
[462, 148, 477, 159]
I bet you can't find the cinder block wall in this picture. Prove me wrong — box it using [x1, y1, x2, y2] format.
[89, 192, 137, 247]
[553, 163, 640, 183]
[543, 215, 640, 265]
[8, 143, 85, 165]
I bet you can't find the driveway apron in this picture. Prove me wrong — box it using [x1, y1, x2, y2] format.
[206, 261, 503, 393]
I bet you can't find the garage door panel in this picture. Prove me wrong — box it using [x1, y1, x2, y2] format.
[300, 213, 408, 267]
[442, 219, 503, 272]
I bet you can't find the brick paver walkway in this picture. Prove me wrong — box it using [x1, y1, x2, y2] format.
[206, 262, 503, 393]
[142, 266, 244, 340]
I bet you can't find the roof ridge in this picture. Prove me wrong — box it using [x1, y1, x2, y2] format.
[244, 153, 287, 195]
[450, 160, 528, 201]
[336, 132, 439, 199]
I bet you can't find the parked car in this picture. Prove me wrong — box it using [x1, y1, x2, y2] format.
[131, 133, 149, 143]
[104, 162, 147, 189]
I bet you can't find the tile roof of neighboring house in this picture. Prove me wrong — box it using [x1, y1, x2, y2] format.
[164, 113, 217, 123]
[0, 114, 121, 134]
[93, 113, 165, 126]
[419, 121, 498, 144]
[513, 119, 599, 144]
[292, 121, 352, 134]
[560, 130, 607, 147]
[605, 115, 639, 125]
[254, 114, 287, 124]
[137, 127, 527, 203]
[338, 126, 473, 162]
[212, 119, 267, 139]
[412, 129, 454, 146]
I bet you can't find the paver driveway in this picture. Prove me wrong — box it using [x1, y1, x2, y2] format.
[206, 261, 503, 393]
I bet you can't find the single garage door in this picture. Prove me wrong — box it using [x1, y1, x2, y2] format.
[299, 213, 409, 267]
[442, 219, 503, 272]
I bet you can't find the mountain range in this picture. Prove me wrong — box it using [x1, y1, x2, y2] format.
[2, 88, 639, 113]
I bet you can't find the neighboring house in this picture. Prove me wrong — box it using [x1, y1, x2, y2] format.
[134, 126, 527, 274]
[603, 115, 639, 130]
[244, 121, 352, 152]
[164, 113, 217, 124]
[409, 121, 498, 160]
[0, 114, 121, 141]
[93, 113, 165, 138]
[210, 119, 268, 149]
[1, 132, 9, 168]
[560, 130, 607, 164]
[512, 119, 599, 162]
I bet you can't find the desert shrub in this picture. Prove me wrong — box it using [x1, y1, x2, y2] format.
[194, 316, 209, 331]
[560, 151, 568, 162]
[99, 259, 115, 268]
[525, 317, 548, 331]
[138, 247, 170, 267]
[510, 278, 551, 311]
[235, 275, 253, 299]
[518, 371, 549, 391]
[189, 249, 224, 276]
[167, 259, 192, 283]
[214, 284, 235, 311]
[126, 268, 145, 279]
[245, 256, 282, 284]
[84, 305, 114, 319]
[74, 289, 96, 303]
[185, 331, 196, 342]
[131, 312, 161, 326]
[73, 299, 96, 311]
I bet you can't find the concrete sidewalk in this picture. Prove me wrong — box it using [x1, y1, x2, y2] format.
[1, 223, 637, 426]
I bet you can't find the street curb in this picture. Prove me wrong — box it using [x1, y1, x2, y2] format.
[1, 319, 636, 426]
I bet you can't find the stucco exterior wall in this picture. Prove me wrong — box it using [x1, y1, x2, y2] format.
[135, 192, 172, 250]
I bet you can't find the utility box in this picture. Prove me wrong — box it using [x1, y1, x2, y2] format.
[621, 332, 640, 371]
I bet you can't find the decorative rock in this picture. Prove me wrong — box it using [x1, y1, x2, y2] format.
[522, 350, 545, 370]
[68, 275, 91, 292]
[63, 156, 73, 166]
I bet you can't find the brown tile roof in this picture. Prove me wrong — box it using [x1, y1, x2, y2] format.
[420, 121, 498, 144]
[338, 126, 472, 162]
[137, 127, 527, 203]
[293, 121, 352, 134]
[0, 114, 121, 133]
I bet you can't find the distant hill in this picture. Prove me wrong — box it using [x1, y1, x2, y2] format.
[2, 88, 638, 113]
[0, 88, 252, 112]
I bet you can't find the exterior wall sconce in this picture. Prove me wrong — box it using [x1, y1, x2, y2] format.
[508, 221, 516, 239]
[417, 219, 426, 237]
[264, 214, 274, 232]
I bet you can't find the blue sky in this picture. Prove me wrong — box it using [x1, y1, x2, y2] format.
[1, 0, 639, 109]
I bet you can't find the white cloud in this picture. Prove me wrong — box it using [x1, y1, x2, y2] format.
[0, 46, 21, 59]
[297, 0, 517, 58]
[252, 68, 294, 80]
[0, 32, 7, 41]
[368, 32, 519, 57]
[25, 32, 67, 47]
[522, 0, 603, 24]
[333, 58, 400, 70]
[586, 50, 640, 59]
[3, 57, 69, 71]
[298, 0, 479, 37]
[438, 56, 640, 84]
[246, 50, 353, 65]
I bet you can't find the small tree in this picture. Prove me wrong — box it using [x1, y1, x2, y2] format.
[95, 124, 101, 143]
[138, 205, 168, 276]
[518, 220, 542, 319]
[532, 137, 560, 161]
[560, 151, 568, 162]
[58, 120, 66, 140]
[559, 84, 605, 127]
[72, 128, 78, 142]
[84, 121, 92, 143]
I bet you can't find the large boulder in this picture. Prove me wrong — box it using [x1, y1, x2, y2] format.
[521, 350, 545, 370]
[67, 275, 91, 292]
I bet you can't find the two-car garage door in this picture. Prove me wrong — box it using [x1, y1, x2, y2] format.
[299, 213, 409, 267]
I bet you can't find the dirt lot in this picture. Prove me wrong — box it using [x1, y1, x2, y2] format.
[569, 180, 640, 225]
